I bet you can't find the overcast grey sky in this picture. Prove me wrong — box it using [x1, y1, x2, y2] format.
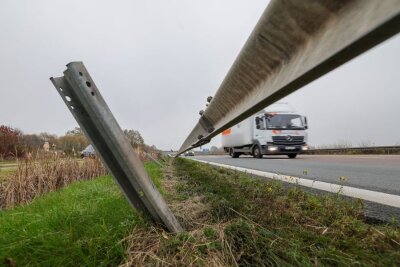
[1, 0, 399, 150]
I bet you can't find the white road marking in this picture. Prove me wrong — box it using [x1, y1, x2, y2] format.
[304, 155, 400, 160]
[192, 154, 400, 160]
[190, 158, 400, 209]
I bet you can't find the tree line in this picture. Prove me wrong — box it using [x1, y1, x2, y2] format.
[0, 125, 153, 160]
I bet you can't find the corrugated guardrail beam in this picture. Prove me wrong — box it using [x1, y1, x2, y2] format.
[51, 62, 182, 233]
[178, 0, 400, 155]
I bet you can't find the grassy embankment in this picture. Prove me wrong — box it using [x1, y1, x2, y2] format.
[0, 176, 140, 266]
[1, 159, 399, 266]
[0, 163, 162, 266]
[122, 158, 399, 266]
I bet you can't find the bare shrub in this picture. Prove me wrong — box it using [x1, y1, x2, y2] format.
[0, 154, 107, 209]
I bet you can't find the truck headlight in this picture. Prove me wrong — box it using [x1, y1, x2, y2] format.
[301, 145, 308, 151]
[268, 146, 278, 151]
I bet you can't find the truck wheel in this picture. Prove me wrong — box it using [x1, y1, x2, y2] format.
[288, 154, 297, 159]
[253, 145, 263, 159]
[230, 148, 240, 158]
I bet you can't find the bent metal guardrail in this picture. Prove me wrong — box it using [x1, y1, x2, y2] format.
[178, 0, 400, 156]
[50, 62, 182, 233]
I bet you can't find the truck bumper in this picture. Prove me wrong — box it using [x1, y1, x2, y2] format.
[262, 144, 308, 155]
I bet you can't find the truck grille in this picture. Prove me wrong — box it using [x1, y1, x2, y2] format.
[272, 136, 304, 145]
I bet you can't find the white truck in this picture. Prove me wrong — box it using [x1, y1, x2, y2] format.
[221, 103, 308, 159]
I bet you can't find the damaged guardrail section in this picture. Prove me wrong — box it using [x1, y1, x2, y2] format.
[178, 0, 400, 155]
[51, 62, 182, 233]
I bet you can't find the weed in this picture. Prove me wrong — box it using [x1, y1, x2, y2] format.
[0, 155, 107, 209]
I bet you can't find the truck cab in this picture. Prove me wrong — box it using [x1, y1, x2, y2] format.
[253, 112, 308, 158]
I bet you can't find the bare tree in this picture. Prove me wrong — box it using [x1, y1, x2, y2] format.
[124, 129, 144, 149]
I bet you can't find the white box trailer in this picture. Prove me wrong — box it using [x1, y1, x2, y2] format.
[221, 103, 309, 159]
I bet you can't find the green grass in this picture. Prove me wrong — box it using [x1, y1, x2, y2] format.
[0, 160, 17, 178]
[144, 162, 164, 194]
[0, 162, 163, 267]
[0, 169, 14, 181]
[0, 160, 16, 165]
[0, 160, 17, 168]
[172, 158, 400, 266]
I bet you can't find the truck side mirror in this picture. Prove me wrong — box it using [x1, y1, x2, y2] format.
[303, 116, 308, 129]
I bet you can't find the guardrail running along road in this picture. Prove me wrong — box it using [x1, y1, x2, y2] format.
[178, 0, 400, 155]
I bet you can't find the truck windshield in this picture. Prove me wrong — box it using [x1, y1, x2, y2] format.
[265, 114, 304, 130]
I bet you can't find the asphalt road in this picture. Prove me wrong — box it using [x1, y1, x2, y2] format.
[192, 155, 400, 196]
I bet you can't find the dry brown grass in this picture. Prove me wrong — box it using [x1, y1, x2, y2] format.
[0, 155, 107, 209]
[121, 160, 237, 267]
[121, 223, 236, 267]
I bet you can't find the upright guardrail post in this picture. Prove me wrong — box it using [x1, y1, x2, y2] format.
[50, 62, 182, 233]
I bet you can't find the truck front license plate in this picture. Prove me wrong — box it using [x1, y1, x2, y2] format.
[285, 146, 295, 150]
